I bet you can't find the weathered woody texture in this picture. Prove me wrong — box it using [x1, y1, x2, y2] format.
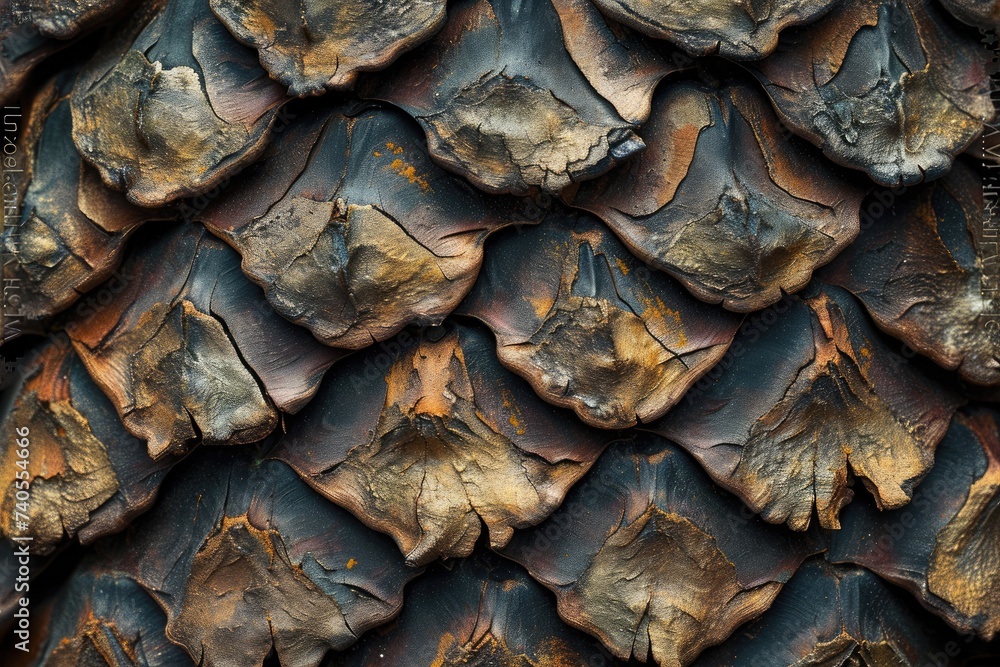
[0, 0, 998, 666]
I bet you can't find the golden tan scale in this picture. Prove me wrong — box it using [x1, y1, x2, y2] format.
[275, 324, 615, 566]
[209, 0, 446, 96]
[458, 213, 743, 429]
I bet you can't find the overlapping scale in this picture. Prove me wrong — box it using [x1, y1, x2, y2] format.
[458, 211, 743, 428]
[70, 0, 289, 206]
[63, 224, 342, 459]
[274, 322, 616, 566]
[362, 0, 672, 195]
[1, 70, 173, 333]
[209, 0, 446, 96]
[568, 79, 865, 312]
[0, 342, 177, 555]
[500, 434, 822, 667]
[198, 103, 522, 350]
[652, 283, 962, 531]
[751, 0, 994, 186]
[829, 407, 1000, 640]
[589, 0, 837, 59]
[821, 162, 1000, 386]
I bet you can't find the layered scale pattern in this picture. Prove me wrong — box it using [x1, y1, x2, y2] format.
[1, 1, 999, 666]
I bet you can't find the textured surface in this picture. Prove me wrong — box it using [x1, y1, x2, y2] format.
[10, 0, 133, 39]
[65, 225, 342, 459]
[0, 343, 176, 555]
[33, 568, 191, 666]
[940, 0, 1000, 28]
[0, 0, 132, 105]
[697, 559, 972, 667]
[590, 0, 836, 59]
[0, 0, 997, 662]
[275, 323, 613, 566]
[2, 70, 172, 326]
[752, 0, 994, 186]
[822, 162, 1000, 386]
[210, 0, 446, 95]
[830, 407, 1000, 640]
[199, 104, 518, 350]
[94, 449, 420, 667]
[458, 212, 743, 428]
[570, 80, 864, 312]
[334, 552, 626, 667]
[364, 0, 671, 194]
[501, 435, 821, 667]
[70, 0, 287, 206]
[654, 284, 962, 531]
[0, 11, 63, 106]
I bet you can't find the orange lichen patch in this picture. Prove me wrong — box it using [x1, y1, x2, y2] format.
[634, 293, 689, 348]
[47, 617, 137, 666]
[430, 633, 456, 667]
[346, 558, 358, 570]
[501, 388, 527, 436]
[388, 158, 432, 191]
[524, 294, 557, 320]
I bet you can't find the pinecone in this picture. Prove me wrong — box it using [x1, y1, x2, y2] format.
[0, 0, 999, 665]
